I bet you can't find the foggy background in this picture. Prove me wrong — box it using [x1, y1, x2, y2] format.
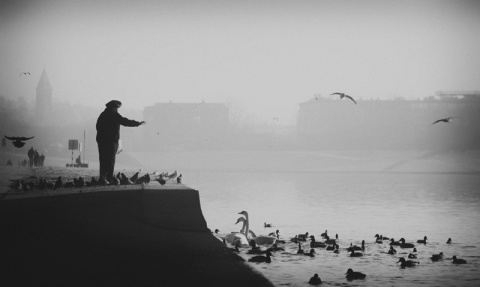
[1, 0, 480, 170]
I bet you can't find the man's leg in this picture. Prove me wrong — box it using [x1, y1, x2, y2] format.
[105, 142, 118, 182]
[98, 143, 108, 179]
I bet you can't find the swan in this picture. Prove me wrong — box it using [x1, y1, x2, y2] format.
[238, 211, 277, 245]
[221, 217, 249, 246]
[231, 217, 250, 246]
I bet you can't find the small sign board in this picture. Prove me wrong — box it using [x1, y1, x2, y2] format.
[68, 139, 79, 150]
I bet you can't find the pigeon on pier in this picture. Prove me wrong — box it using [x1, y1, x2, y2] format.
[112, 176, 120, 186]
[135, 173, 150, 185]
[120, 173, 134, 185]
[130, 171, 140, 183]
[14, 180, 23, 191]
[45, 179, 55, 189]
[53, 176, 62, 190]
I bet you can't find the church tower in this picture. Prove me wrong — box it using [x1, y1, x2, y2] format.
[35, 68, 52, 123]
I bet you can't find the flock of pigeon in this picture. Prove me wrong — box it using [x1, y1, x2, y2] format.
[218, 228, 467, 285]
[11, 170, 181, 192]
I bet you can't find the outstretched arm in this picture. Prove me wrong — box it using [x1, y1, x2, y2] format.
[116, 113, 146, 127]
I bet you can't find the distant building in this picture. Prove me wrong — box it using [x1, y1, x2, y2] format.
[35, 69, 52, 124]
[143, 102, 231, 151]
[297, 92, 480, 150]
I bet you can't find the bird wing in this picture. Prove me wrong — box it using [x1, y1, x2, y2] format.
[19, 136, 34, 141]
[432, 119, 443, 125]
[331, 93, 344, 96]
[345, 95, 357, 104]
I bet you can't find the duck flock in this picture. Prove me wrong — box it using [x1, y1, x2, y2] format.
[8, 170, 180, 192]
[214, 211, 467, 285]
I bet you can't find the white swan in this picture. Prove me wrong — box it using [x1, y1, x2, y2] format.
[220, 217, 251, 246]
[232, 217, 250, 246]
[238, 211, 277, 246]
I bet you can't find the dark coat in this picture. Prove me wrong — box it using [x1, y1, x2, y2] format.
[96, 108, 141, 143]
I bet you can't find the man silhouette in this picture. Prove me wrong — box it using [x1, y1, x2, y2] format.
[34, 149, 39, 167]
[27, 147, 34, 167]
[96, 100, 145, 183]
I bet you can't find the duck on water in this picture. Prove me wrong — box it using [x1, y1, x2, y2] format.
[345, 268, 366, 280]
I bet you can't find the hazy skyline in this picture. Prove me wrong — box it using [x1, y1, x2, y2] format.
[1, 0, 480, 124]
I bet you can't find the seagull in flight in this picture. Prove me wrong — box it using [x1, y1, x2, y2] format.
[4, 135, 34, 148]
[432, 117, 459, 125]
[331, 92, 357, 104]
[19, 72, 30, 76]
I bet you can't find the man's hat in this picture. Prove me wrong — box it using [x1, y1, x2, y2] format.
[106, 100, 122, 108]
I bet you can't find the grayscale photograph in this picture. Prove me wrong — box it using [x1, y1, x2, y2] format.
[1, 0, 479, 286]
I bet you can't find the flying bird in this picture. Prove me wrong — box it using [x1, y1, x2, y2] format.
[432, 117, 459, 125]
[331, 92, 357, 104]
[4, 136, 34, 148]
[19, 72, 30, 76]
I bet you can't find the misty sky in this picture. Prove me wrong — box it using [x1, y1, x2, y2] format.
[1, 0, 480, 124]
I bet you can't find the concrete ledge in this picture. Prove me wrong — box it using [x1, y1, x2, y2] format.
[0, 186, 274, 287]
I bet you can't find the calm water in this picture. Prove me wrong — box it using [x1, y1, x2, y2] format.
[186, 171, 480, 287]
